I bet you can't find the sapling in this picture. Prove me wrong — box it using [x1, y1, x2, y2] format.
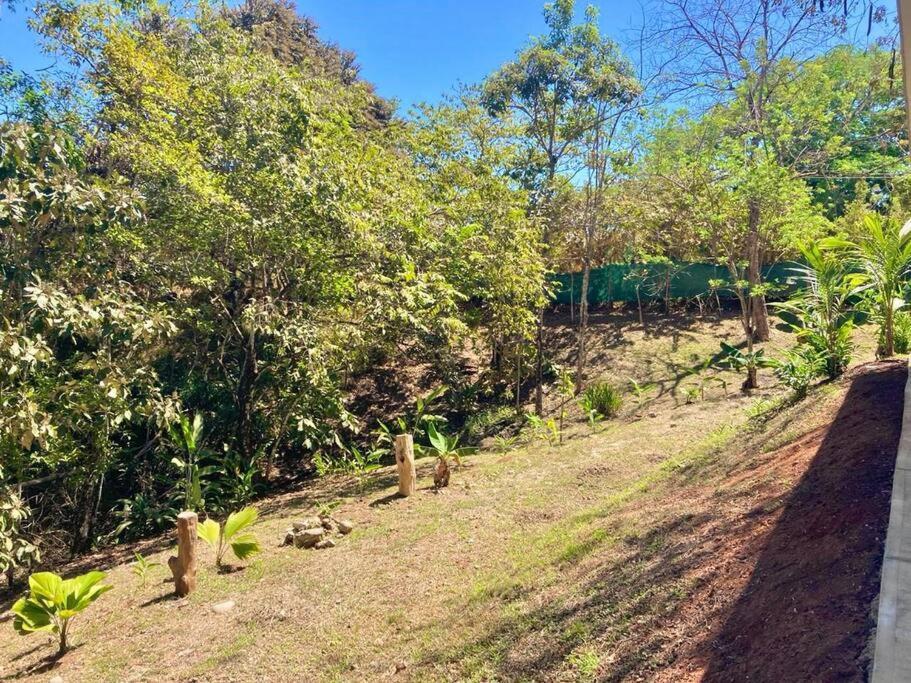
[11, 571, 112, 657]
[197, 506, 261, 569]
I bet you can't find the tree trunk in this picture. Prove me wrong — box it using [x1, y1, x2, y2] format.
[882, 305, 895, 358]
[575, 256, 591, 394]
[534, 307, 545, 416]
[746, 200, 770, 342]
[433, 459, 450, 488]
[235, 326, 258, 459]
[71, 474, 103, 555]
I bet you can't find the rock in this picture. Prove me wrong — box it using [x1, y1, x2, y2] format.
[292, 517, 322, 531]
[321, 518, 337, 533]
[283, 530, 294, 546]
[211, 599, 235, 614]
[337, 519, 354, 535]
[314, 538, 336, 550]
[294, 527, 325, 548]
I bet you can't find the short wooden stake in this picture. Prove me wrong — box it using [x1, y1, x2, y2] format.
[394, 434, 416, 497]
[168, 510, 198, 597]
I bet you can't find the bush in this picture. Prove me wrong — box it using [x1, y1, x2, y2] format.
[888, 310, 911, 354]
[580, 382, 623, 420]
[774, 347, 826, 397]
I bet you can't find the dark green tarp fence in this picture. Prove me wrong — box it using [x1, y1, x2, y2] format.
[552, 262, 801, 305]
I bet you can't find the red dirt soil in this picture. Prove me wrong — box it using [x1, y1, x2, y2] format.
[661, 360, 906, 682]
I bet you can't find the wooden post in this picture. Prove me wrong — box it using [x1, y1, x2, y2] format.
[394, 434, 416, 497]
[168, 511, 198, 597]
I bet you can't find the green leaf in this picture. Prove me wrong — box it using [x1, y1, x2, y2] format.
[28, 572, 62, 602]
[197, 518, 221, 549]
[223, 506, 257, 541]
[229, 533, 260, 561]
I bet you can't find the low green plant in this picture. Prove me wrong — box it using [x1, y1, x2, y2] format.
[887, 310, 911, 354]
[493, 434, 520, 453]
[130, 552, 161, 587]
[579, 382, 622, 425]
[627, 378, 654, 406]
[170, 413, 210, 512]
[197, 506, 261, 569]
[11, 570, 113, 656]
[527, 413, 561, 443]
[423, 423, 477, 488]
[774, 347, 826, 397]
[716, 342, 775, 390]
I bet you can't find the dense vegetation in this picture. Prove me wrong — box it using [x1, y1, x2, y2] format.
[1, 0, 909, 580]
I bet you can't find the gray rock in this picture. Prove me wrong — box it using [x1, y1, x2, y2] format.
[292, 517, 322, 531]
[294, 527, 325, 548]
[314, 538, 336, 550]
[283, 530, 295, 546]
[211, 599, 235, 614]
[337, 519, 354, 535]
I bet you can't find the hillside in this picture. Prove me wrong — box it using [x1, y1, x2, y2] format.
[0, 313, 901, 682]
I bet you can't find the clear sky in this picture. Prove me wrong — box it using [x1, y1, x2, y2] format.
[0, 0, 645, 112]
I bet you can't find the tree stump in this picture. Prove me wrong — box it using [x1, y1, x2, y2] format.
[394, 434, 416, 497]
[168, 511, 198, 597]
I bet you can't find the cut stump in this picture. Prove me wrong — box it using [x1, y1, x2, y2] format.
[395, 434, 416, 497]
[168, 510, 198, 597]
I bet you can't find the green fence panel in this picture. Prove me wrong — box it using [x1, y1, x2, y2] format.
[552, 261, 801, 305]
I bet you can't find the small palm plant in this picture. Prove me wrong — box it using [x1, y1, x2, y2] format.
[821, 214, 911, 358]
[775, 243, 856, 378]
[424, 423, 477, 488]
[197, 506, 261, 569]
[11, 571, 113, 657]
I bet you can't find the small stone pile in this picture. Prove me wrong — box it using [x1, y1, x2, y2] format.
[282, 514, 354, 550]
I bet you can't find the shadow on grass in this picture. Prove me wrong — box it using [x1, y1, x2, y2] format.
[419, 361, 904, 682]
[2, 644, 80, 680]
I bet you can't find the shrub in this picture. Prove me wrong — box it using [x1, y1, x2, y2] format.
[11, 571, 113, 656]
[774, 243, 855, 379]
[197, 506, 261, 569]
[774, 347, 826, 397]
[887, 310, 911, 354]
[580, 382, 623, 420]
[0, 485, 40, 587]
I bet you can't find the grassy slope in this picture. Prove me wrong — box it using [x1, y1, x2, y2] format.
[0, 311, 883, 682]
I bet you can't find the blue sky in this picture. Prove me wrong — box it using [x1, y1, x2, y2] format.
[0, 0, 644, 111]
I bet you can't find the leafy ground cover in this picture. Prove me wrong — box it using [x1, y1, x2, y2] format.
[0, 311, 896, 682]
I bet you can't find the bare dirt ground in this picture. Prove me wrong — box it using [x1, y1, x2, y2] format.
[0, 312, 899, 682]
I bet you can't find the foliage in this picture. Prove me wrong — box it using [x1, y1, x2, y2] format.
[0, 484, 40, 584]
[170, 414, 206, 512]
[423, 423, 478, 468]
[526, 413, 561, 445]
[821, 213, 911, 358]
[197, 506, 261, 569]
[716, 342, 775, 390]
[11, 570, 112, 655]
[130, 552, 160, 587]
[774, 243, 856, 379]
[579, 382, 623, 425]
[890, 311, 911, 355]
[774, 347, 826, 398]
